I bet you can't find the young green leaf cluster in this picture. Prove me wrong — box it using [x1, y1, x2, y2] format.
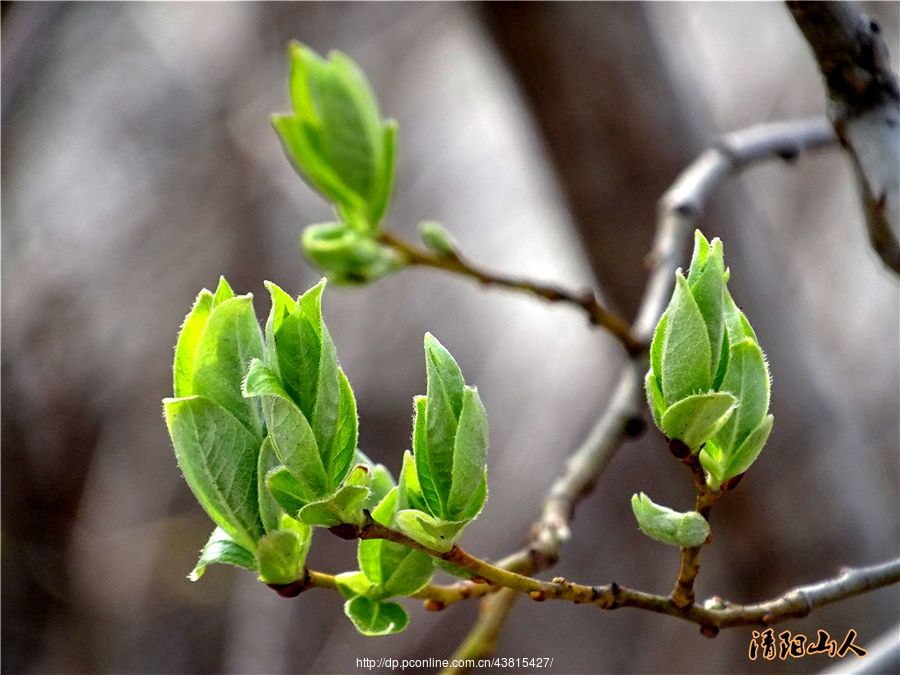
[273, 42, 403, 284]
[335, 476, 433, 635]
[644, 231, 773, 492]
[396, 335, 489, 552]
[164, 278, 489, 635]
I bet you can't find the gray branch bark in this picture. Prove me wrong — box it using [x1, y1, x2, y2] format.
[788, 1, 900, 274]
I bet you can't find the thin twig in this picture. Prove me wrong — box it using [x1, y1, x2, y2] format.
[296, 569, 483, 608]
[668, 446, 723, 609]
[350, 518, 900, 634]
[378, 230, 645, 356]
[442, 590, 519, 675]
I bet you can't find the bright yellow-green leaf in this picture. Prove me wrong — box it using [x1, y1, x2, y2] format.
[189, 527, 256, 581]
[661, 274, 712, 403]
[660, 392, 735, 451]
[631, 492, 709, 548]
[344, 596, 409, 636]
[164, 396, 264, 552]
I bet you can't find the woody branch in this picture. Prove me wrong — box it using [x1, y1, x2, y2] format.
[443, 117, 837, 669]
[787, 1, 900, 274]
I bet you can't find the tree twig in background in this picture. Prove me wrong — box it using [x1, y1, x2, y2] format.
[444, 117, 837, 669]
[443, 589, 519, 675]
[787, 1, 900, 274]
[378, 230, 645, 356]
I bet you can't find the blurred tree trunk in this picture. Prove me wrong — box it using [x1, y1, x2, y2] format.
[482, 2, 701, 314]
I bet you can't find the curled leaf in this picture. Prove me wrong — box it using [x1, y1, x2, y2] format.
[344, 596, 409, 636]
[189, 527, 256, 581]
[631, 492, 709, 548]
[660, 392, 736, 452]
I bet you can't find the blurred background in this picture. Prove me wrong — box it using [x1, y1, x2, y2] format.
[2, 2, 898, 674]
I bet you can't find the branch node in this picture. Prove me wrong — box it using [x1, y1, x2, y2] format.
[328, 523, 361, 540]
[668, 438, 691, 460]
[266, 568, 312, 598]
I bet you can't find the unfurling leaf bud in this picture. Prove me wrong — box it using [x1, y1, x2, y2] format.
[257, 531, 305, 585]
[631, 492, 710, 548]
[272, 42, 396, 231]
[390, 335, 489, 552]
[418, 221, 457, 256]
[645, 230, 773, 489]
[302, 222, 405, 285]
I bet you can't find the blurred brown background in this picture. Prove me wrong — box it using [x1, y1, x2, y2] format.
[2, 2, 898, 674]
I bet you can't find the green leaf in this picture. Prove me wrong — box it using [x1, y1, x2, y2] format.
[327, 370, 359, 491]
[411, 397, 440, 515]
[457, 470, 488, 522]
[256, 529, 307, 585]
[302, 222, 403, 284]
[266, 280, 357, 491]
[358, 487, 433, 598]
[394, 509, 466, 553]
[191, 295, 265, 436]
[276, 43, 392, 229]
[271, 114, 367, 218]
[258, 437, 282, 533]
[630, 493, 709, 548]
[212, 276, 235, 306]
[173, 289, 214, 397]
[659, 392, 736, 451]
[344, 596, 409, 636]
[354, 450, 396, 509]
[712, 339, 770, 454]
[397, 451, 427, 512]
[165, 396, 264, 552]
[243, 359, 328, 500]
[370, 121, 397, 228]
[686, 234, 726, 379]
[698, 442, 727, 490]
[649, 312, 667, 396]
[645, 370, 666, 428]
[267, 466, 308, 516]
[703, 414, 774, 490]
[335, 571, 376, 599]
[379, 546, 433, 598]
[311, 50, 383, 203]
[711, 329, 731, 391]
[726, 413, 773, 478]
[257, 516, 312, 583]
[686, 229, 710, 286]
[310, 309, 342, 484]
[275, 281, 326, 422]
[723, 290, 758, 345]
[419, 333, 466, 517]
[263, 281, 297, 378]
[297, 472, 370, 527]
[189, 527, 256, 581]
[424, 333, 466, 418]
[661, 274, 712, 403]
[445, 387, 488, 520]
